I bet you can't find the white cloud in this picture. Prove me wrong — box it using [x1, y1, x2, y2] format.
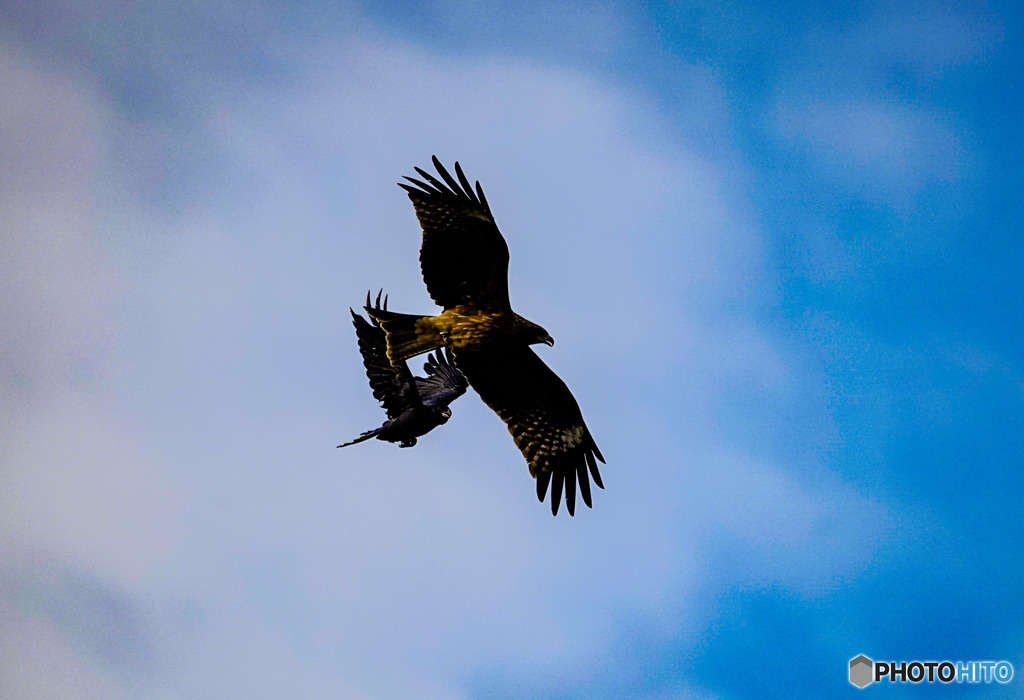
[0, 47, 117, 412]
[772, 95, 966, 207]
[763, 2, 1000, 210]
[843, 1, 1002, 77]
[0, 604, 131, 700]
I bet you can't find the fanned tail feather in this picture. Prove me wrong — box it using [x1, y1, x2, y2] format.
[364, 307, 444, 362]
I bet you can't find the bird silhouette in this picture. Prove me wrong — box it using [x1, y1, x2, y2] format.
[339, 290, 467, 449]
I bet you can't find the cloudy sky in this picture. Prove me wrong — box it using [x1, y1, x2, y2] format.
[1, 1, 1021, 697]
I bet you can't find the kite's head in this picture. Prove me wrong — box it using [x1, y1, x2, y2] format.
[439, 407, 453, 423]
[515, 315, 555, 347]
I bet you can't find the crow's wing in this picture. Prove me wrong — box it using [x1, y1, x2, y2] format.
[414, 348, 468, 408]
[350, 293, 420, 418]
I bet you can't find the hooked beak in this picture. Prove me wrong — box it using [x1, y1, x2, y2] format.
[543, 335, 554, 347]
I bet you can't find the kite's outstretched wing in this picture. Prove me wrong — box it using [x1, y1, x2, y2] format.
[453, 346, 604, 516]
[351, 291, 420, 419]
[415, 348, 468, 408]
[399, 156, 511, 311]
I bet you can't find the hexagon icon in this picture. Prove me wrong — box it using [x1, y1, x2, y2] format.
[849, 655, 874, 688]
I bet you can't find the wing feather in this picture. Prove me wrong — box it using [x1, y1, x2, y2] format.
[564, 463, 577, 517]
[401, 176, 441, 197]
[453, 346, 604, 516]
[585, 449, 604, 490]
[576, 459, 592, 509]
[414, 348, 468, 407]
[536, 469, 552, 503]
[434, 155, 468, 197]
[400, 157, 511, 311]
[350, 291, 420, 418]
[549, 467, 564, 516]
[454, 160, 476, 202]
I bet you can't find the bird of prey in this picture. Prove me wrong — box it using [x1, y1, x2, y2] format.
[368, 157, 604, 515]
[338, 291, 467, 449]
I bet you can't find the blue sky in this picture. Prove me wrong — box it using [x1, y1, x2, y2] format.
[1, 1, 1021, 697]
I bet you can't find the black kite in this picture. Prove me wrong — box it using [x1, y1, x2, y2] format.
[368, 158, 604, 515]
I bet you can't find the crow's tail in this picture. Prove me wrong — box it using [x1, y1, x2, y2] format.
[337, 427, 381, 448]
